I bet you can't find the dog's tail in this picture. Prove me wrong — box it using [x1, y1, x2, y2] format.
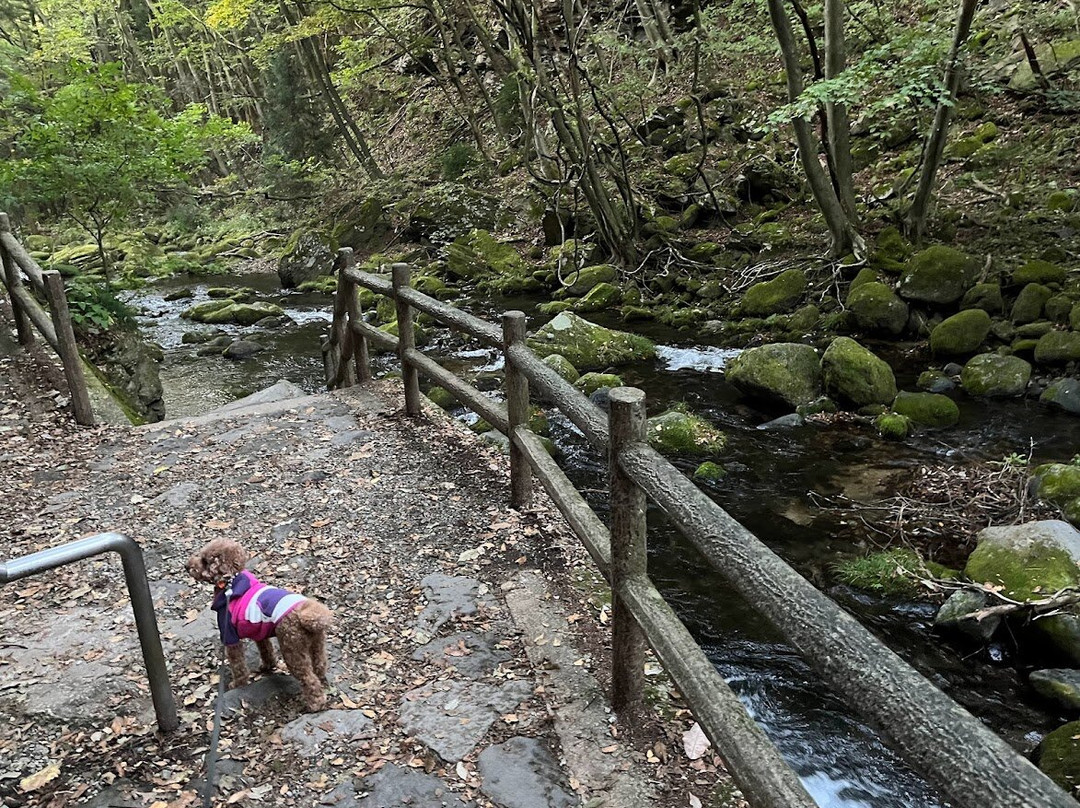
[297, 600, 334, 633]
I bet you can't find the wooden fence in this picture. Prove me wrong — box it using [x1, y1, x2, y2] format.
[0, 213, 94, 425]
[323, 247, 1070, 808]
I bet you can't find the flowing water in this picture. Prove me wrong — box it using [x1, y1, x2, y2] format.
[127, 271, 1080, 807]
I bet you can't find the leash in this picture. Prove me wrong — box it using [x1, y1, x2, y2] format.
[200, 647, 229, 808]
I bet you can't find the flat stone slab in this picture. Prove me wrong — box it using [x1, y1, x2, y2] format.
[478, 737, 577, 808]
[153, 481, 201, 508]
[356, 764, 477, 807]
[410, 631, 510, 678]
[218, 380, 308, 411]
[281, 709, 376, 756]
[220, 673, 301, 713]
[399, 679, 532, 762]
[415, 573, 494, 642]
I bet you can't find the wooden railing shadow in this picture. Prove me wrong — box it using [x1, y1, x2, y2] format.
[0, 213, 94, 425]
[323, 247, 1068, 808]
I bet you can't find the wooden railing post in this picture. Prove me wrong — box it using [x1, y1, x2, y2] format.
[328, 253, 357, 390]
[609, 386, 648, 715]
[0, 213, 35, 347]
[392, 263, 421, 416]
[339, 249, 371, 382]
[42, 270, 94, 426]
[503, 311, 532, 509]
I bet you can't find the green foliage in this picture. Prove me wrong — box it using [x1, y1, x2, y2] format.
[440, 143, 480, 180]
[833, 548, 928, 597]
[263, 50, 335, 162]
[65, 276, 135, 334]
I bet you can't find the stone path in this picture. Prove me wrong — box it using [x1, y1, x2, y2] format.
[0, 377, 724, 808]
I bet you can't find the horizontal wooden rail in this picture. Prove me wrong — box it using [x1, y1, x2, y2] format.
[321, 250, 1072, 808]
[0, 212, 94, 425]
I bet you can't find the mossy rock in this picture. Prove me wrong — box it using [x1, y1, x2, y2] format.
[961, 283, 1004, 314]
[202, 302, 286, 326]
[693, 461, 727, 482]
[663, 153, 699, 180]
[898, 246, 977, 305]
[277, 229, 337, 288]
[1046, 295, 1074, 324]
[725, 343, 822, 410]
[785, 303, 820, 336]
[646, 407, 727, 456]
[414, 275, 455, 299]
[181, 299, 234, 321]
[1036, 331, 1080, 364]
[1017, 320, 1055, 338]
[379, 320, 429, 347]
[296, 277, 338, 294]
[426, 386, 458, 411]
[833, 548, 927, 597]
[574, 282, 622, 313]
[1014, 260, 1066, 287]
[697, 279, 725, 300]
[848, 282, 909, 336]
[875, 412, 911, 440]
[49, 243, 103, 269]
[1036, 720, 1080, 794]
[849, 267, 879, 293]
[1047, 190, 1077, 213]
[1011, 283, 1054, 325]
[445, 229, 526, 281]
[1071, 304, 1080, 332]
[575, 372, 623, 395]
[686, 242, 723, 262]
[1042, 379, 1080, 415]
[917, 369, 954, 393]
[869, 226, 910, 274]
[742, 268, 807, 316]
[621, 306, 654, 322]
[891, 391, 960, 428]
[526, 312, 656, 370]
[538, 301, 574, 315]
[974, 121, 999, 142]
[960, 353, 1031, 397]
[562, 264, 617, 296]
[930, 309, 991, 356]
[1033, 464, 1080, 505]
[547, 239, 601, 271]
[821, 337, 897, 408]
[945, 136, 983, 160]
[541, 353, 579, 384]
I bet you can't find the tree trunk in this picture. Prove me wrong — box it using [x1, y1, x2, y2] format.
[823, 0, 858, 219]
[906, 0, 979, 240]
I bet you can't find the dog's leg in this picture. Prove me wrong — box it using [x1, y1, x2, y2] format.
[311, 632, 328, 685]
[278, 618, 326, 712]
[256, 639, 278, 673]
[225, 644, 250, 688]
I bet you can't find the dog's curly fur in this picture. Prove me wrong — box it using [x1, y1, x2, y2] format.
[187, 538, 333, 712]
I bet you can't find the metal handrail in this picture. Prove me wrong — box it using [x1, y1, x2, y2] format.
[1, 532, 179, 733]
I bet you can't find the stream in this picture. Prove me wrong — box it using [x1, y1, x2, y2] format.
[126, 271, 1080, 808]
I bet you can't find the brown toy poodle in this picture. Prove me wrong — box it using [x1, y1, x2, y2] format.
[187, 538, 333, 712]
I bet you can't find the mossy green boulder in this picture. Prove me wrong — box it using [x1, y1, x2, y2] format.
[1014, 260, 1066, 287]
[379, 319, 429, 347]
[426, 386, 458, 411]
[960, 283, 1004, 314]
[964, 520, 1080, 662]
[847, 282, 909, 336]
[693, 461, 727, 482]
[849, 267, 879, 293]
[563, 264, 617, 296]
[1030, 670, 1080, 711]
[898, 246, 977, 305]
[646, 407, 727, 456]
[296, 277, 338, 294]
[960, 354, 1031, 397]
[277, 229, 337, 288]
[1011, 283, 1053, 324]
[541, 353, 579, 384]
[1047, 190, 1077, 213]
[1036, 331, 1080, 364]
[1033, 464, 1080, 505]
[875, 412, 911, 440]
[445, 229, 525, 280]
[929, 309, 991, 355]
[575, 372, 623, 395]
[821, 337, 897, 407]
[870, 226, 911, 274]
[1036, 720, 1080, 794]
[182, 300, 234, 321]
[574, 282, 622, 313]
[742, 268, 807, 316]
[891, 391, 960, 428]
[526, 312, 655, 369]
[725, 343, 822, 410]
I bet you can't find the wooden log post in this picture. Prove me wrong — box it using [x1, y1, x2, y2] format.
[339, 249, 371, 382]
[503, 311, 533, 509]
[392, 263, 422, 416]
[42, 271, 94, 426]
[0, 213, 35, 347]
[608, 386, 648, 715]
[328, 252, 357, 391]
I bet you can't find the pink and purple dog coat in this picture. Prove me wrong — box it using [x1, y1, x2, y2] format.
[212, 570, 307, 646]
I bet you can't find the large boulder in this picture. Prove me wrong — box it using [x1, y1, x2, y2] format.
[1042, 379, 1080, 415]
[898, 246, 977, 305]
[741, 268, 807, 316]
[405, 183, 501, 243]
[964, 520, 1080, 663]
[1036, 331, 1080, 364]
[445, 229, 525, 281]
[277, 230, 337, 288]
[184, 301, 285, 326]
[821, 337, 897, 408]
[1030, 669, 1080, 711]
[646, 408, 727, 456]
[725, 343, 822, 410]
[961, 283, 1004, 314]
[1033, 464, 1080, 507]
[891, 391, 960, 428]
[1036, 719, 1080, 794]
[574, 283, 622, 313]
[334, 195, 391, 250]
[847, 282, 909, 336]
[89, 330, 165, 423]
[563, 264, 617, 296]
[1011, 283, 1053, 325]
[541, 354, 579, 384]
[1014, 260, 1066, 287]
[929, 309, 992, 355]
[960, 354, 1031, 397]
[933, 589, 1001, 642]
[526, 312, 655, 369]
